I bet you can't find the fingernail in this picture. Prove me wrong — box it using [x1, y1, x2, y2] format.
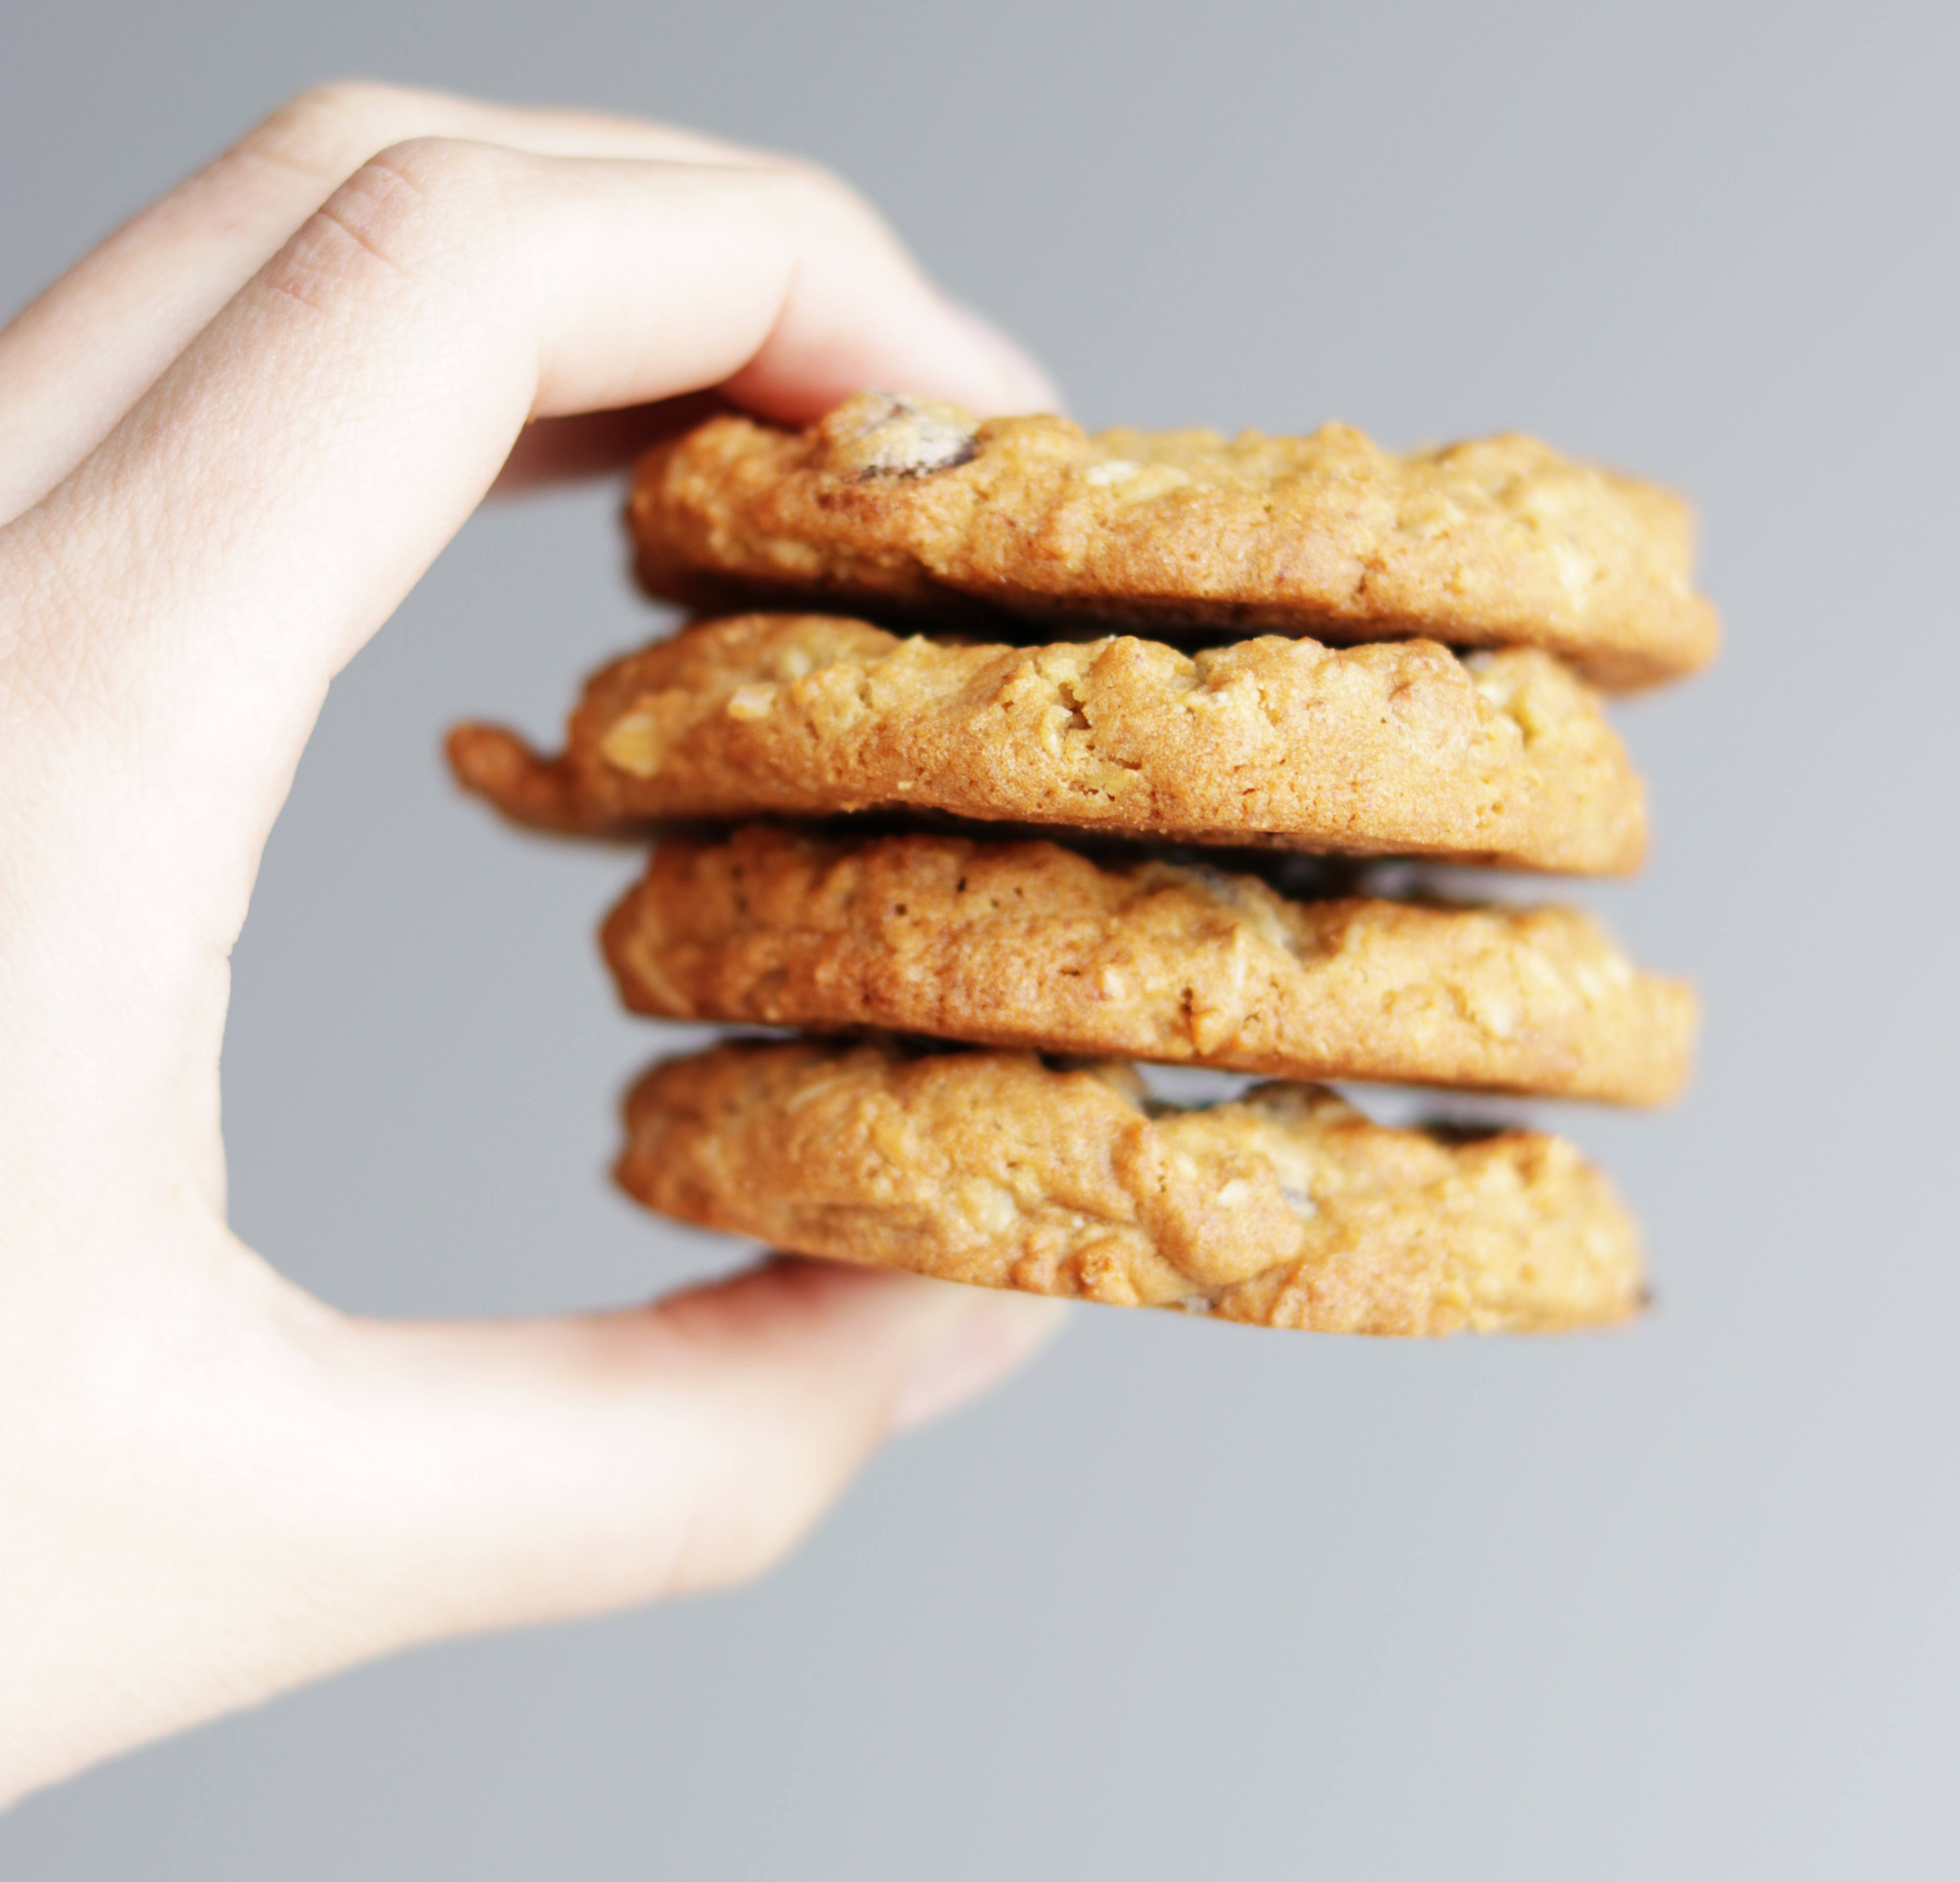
[891, 1289, 1066, 1432]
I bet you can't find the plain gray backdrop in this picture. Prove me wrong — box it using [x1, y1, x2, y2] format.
[3, 1, 1955, 1875]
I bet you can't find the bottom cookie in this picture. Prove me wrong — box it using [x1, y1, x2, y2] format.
[616, 1038, 1644, 1336]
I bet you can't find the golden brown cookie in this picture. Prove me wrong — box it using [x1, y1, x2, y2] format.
[628, 392, 1717, 690]
[448, 614, 1645, 874]
[616, 1037, 1644, 1335]
[601, 826, 1695, 1104]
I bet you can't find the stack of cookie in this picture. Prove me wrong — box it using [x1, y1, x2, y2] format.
[450, 392, 1712, 1336]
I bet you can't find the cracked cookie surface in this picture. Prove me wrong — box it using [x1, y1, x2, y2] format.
[602, 826, 1695, 1103]
[447, 613, 1645, 874]
[628, 392, 1717, 690]
[615, 1037, 1645, 1335]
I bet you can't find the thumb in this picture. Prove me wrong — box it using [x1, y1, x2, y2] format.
[320, 1259, 1064, 1635]
[5, 1248, 1060, 1803]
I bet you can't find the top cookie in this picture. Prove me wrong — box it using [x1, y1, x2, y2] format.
[629, 392, 1718, 690]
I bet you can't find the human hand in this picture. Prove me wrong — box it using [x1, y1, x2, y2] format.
[0, 82, 1063, 1805]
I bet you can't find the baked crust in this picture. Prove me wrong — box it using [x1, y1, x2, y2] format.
[601, 826, 1695, 1103]
[615, 1037, 1645, 1335]
[628, 393, 1717, 690]
[448, 613, 1646, 874]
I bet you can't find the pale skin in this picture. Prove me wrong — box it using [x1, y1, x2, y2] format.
[0, 82, 1065, 1807]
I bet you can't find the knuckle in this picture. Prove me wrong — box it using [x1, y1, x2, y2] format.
[364, 137, 513, 263]
[291, 77, 414, 121]
[263, 138, 506, 313]
[769, 160, 905, 258]
[365, 132, 499, 195]
[235, 81, 414, 182]
[282, 78, 402, 128]
[775, 157, 860, 220]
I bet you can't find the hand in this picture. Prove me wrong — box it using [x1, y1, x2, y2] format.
[0, 82, 1062, 1805]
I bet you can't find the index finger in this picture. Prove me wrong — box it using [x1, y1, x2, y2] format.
[1, 138, 1055, 924]
[0, 81, 788, 520]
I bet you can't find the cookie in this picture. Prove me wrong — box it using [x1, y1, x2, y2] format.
[601, 826, 1695, 1103]
[628, 392, 1717, 690]
[615, 1037, 1644, 1335]
[448, 613, 1645, 874]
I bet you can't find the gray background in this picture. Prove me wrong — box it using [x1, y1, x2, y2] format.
[4, 1, 1955, 1875]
